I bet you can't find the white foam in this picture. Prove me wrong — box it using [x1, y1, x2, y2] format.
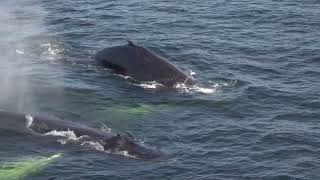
[47, 153, 62, 160]
[25, 114, 34, 128]
[15, 49, 24, 54]
[175, 83, 218, 94]
[117, 150, 137, 159]
[43, 129, 106, 152]
[174, 83, 190, 93]
[43, 130, 77, 145]
[132, 68, 220, 94]
[41, 42, 63, 60]
[139, 82, 157, 89]
[140, 83, 157, 89]
[44, 129, 77, 139]
[192, 86, 216, 94]
[80, 141, 104, 151]
[57, 139, 67, 145]
[135, 81, 164, 89]
[135, 80, 219, 94]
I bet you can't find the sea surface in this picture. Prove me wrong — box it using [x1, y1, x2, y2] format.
[0, 0, 319, 179]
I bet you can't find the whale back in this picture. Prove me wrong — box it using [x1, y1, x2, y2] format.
[0, 110, 167, 160]
[95, 41, 192, 86]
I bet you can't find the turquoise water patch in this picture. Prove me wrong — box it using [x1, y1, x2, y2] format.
[90, 103, 172, 130]
[0, 153, 62, 180]
[97, 104, 166, 120]
[112, 104, 155, 115]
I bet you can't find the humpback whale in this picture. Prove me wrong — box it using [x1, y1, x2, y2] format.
[0, 110, 166, 160]
[95, 41, 195, 86]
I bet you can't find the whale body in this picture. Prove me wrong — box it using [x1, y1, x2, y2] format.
[95, 41, 195, 86]
[0, 110, 166, 160]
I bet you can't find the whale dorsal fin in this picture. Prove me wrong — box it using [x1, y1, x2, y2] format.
[128, 40, 135, 47]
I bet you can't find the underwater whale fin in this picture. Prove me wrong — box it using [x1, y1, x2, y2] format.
[0, 153, 62, 180]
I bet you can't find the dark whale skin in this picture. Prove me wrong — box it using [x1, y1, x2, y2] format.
[95, 41, 195, 86]
[0, 110, 167, 160]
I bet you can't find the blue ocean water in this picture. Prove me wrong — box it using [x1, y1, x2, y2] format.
[0, 0, 319, 179]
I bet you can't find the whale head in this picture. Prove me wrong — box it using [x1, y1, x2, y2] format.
[102, 134, 168, 160]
